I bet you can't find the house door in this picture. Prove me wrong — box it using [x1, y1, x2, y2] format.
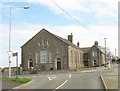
[57, 58, 61, 70]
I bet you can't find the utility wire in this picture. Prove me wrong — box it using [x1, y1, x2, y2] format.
[50, 0, 89, 30]
[50, 0, 106, 41]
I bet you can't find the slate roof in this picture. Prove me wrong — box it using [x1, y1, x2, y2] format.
[21, 28, 80, 49]
[53, 33, 80, 49]
[81, 45, 105, 54]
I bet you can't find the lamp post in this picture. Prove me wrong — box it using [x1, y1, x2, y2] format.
[104, 38, 107, 67]
[8, 6, 29, 78]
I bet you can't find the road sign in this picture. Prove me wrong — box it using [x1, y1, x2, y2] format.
[7, 51, 13, 58]
[13, 52, 18, 57]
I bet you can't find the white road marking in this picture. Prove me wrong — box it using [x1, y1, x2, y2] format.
[69, 74, 71, 78]
[48, 75, 57, 80]
[55, 80, 68, 89]
[48, 77, 52, 80]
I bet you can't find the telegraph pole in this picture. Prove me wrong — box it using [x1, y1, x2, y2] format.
[104, 38, 107, 67]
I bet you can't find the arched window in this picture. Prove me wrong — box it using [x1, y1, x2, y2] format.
[49, 51, 52, 63]
[40, 50, 48, 63]
[42, 39, 45, 46]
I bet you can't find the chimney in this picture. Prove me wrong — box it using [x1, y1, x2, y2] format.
[68, 33, 73, 43]
[94, 41, 98, 47]
[77, 42, 79, 47]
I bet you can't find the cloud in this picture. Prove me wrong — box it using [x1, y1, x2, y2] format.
[24, 0, 118, 18]
[88, 25, 118, 53]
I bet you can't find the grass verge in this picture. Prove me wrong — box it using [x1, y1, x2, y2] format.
[1, 78, 31, 83]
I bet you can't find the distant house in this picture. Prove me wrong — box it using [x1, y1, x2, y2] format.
[21, 28, 83, 71]
[81, 41, 105, 67]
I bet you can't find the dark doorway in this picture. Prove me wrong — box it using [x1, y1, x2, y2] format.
[29, 61, 33, 67]
[84, 61, 88, 67]
[57, 58, 61, 70]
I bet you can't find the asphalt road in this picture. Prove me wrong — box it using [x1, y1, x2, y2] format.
[1, 64, 117, 90]
[15, 69, 114, 90]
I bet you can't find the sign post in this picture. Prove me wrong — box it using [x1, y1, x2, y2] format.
[13, 52, 18, 78]
[7, 51, 12, 78]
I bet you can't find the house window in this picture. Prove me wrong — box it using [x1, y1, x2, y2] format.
[38, 41, 41, 46]
[49, 51, 52, 63]
[73, 51, 76, 64]
[47, 40, 50, 45]
[93, 60, 97, 66]
[40, 50, 48, 63]
[80, 53, 82, 62]
[70, 51, 73, 64]
[56, 50, 59, 55]
[84, 53, 88, 59]
[92, 51, 97, 57]
[42, 39, 45, 46]
[78, 53, 80, 64]
[35, 52, 38, 63]
[29, 52, 31, 56]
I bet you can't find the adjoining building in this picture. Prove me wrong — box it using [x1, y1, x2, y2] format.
[21, 28, 83, 71]
[81, 41, 106, 67]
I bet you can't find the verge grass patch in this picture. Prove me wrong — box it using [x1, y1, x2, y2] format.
[1, 78, 31, 83]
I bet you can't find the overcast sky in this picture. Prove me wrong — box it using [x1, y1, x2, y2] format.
[0, 0, 118, 67]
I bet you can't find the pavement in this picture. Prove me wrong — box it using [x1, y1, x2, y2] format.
[100, 64, 119, 91]
[101, 75, 118, 89]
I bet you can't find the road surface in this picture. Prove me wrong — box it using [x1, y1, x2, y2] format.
[15, 70, 112, 90]
[9, 64, 118, 90]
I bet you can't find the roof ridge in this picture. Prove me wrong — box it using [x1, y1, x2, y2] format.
[21, 28, 80, 49]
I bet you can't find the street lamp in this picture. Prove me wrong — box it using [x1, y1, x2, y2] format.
[104, 38, 107, 67]
[8, 6, 29, 78]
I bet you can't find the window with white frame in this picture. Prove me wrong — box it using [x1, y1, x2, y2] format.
[92, 51, 97, 57]
[49, 51, 52, 63]
[35, 52, 38, 63]
[40, 50, 48, 63]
